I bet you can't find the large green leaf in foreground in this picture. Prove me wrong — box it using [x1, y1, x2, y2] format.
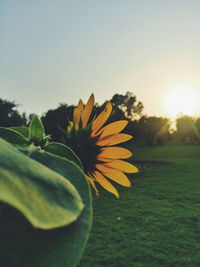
[0, 139, 92, 267]
[0, 138, 83, 229]
[0, 127, 28, 145]
[28, 151, 92, 267]
[44, 142, 83, 169]
[10, 126, 30, 139]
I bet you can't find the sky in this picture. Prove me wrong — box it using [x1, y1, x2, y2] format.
[1, 0, 200, 117]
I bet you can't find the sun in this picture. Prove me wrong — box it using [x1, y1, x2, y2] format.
[164, 84, 200, 117]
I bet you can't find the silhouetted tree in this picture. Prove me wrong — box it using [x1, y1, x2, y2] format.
[110, 91, 144, 121]
[194, 118, 200, 143]
[0, 99, 26, 127]
[42, 104, 74, 142]
[134, 116, 170, 145]
[120, 115, 170, 145]
[176, 116, 199, 144]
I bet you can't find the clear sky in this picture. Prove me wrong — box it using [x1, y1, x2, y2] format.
[1, 0, 200, 117]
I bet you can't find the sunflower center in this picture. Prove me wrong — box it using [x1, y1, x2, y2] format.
[65, 127, 101, 174]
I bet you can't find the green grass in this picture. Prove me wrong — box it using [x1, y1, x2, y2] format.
[79, 145, 200, 267]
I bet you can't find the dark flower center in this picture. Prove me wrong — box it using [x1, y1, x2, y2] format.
[65, 127, 101, 174]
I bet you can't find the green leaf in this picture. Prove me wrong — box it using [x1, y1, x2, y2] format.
[0, 127, 28, 145]
[44, 142, 83, 169]
[0, 147, 92, 267]
[10, 126, 30, 139]
[0, 138, 84, 230]
[29, 116, 44, 145]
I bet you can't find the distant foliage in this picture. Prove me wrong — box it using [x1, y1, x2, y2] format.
[110, 91, 144, 121]
[176, 116, 200, 144]
[0, 99, 26, 127]
[2, 95, 200, 145]
[41, 104, 74, 142]
[195, 118, 200, 139]
[125, 116, 170, 145]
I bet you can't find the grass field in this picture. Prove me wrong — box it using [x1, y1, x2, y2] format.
[79, 145, 200, 267]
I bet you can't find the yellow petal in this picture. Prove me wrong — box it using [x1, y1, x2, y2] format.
[98, 120, 128, 138]
[95, 164, 131, 187]
[98, 147, 133, 159]
[104, 160, 139, 173]
[96, 133, 133, 146]
[96, 156, 113, 163]
[93, 171, 119, 198]
[85, 175, 99, 196]
[66, 121, 74, 134]
[74, 99, 84, 129]
[91, 102, 112, 135]
[81, 94, 95, 128]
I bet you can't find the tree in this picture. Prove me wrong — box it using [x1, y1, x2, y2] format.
[110, 91, 144, 121]
[0, 99, 26, 127]
[176, 116, 199, 144]
[42, 104, 75, 142]
[194, 118, 200, 143]
[137, 116, 170, 145]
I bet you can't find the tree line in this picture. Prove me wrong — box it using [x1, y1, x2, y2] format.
[0, 92, 200, 145]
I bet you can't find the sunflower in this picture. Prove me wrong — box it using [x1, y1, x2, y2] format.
[66, 94, 139, 198]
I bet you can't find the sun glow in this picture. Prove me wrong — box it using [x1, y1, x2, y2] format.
[164, 85, 200, 117]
